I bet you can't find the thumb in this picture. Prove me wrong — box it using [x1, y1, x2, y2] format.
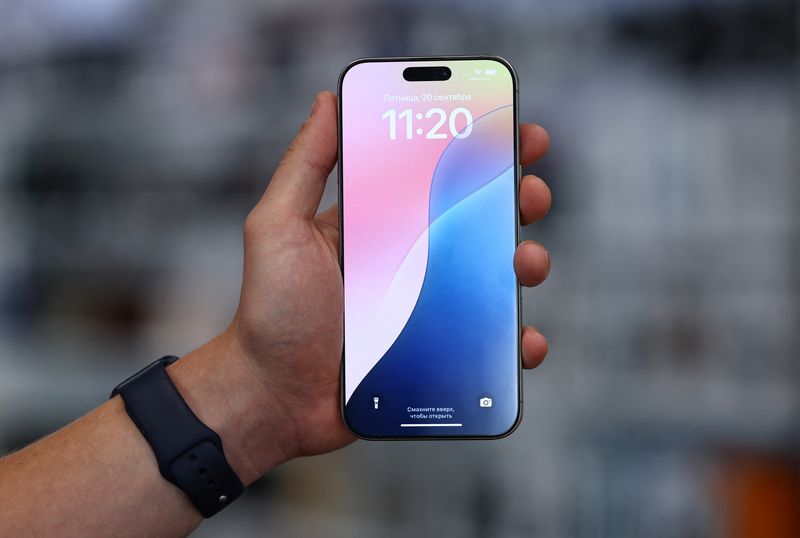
[262, 91, 338, 220]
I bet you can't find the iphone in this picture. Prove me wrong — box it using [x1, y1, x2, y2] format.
[339, 56, 521, 439]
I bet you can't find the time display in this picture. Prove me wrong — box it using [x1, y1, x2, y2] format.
[381, 107, 474, 140]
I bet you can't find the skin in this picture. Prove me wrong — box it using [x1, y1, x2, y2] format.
[0, 91, 552, 537]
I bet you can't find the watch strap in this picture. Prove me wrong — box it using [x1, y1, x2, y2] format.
[111, 356, 245, 517]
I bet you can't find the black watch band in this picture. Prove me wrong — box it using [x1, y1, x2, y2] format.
[111, 356, 245, 517]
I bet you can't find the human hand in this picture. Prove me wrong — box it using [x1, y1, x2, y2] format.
[0, 91, 552, 538]
[177, 91, 552, 483]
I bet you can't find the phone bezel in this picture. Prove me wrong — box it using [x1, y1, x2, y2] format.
[337, 55, 522, 441]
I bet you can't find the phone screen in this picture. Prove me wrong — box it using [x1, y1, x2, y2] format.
[339, 57, 520, 438]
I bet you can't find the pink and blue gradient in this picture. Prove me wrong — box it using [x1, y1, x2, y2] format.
[342, 59, 518, 437]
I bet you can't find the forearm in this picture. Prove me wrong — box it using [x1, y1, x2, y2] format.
[0, 395, 202, 537]
[0, 330, 292, 537]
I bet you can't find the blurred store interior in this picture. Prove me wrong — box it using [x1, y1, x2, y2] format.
[0, 0, 798, 536]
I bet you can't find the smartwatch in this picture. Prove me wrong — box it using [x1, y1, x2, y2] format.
[111, 356, 246, 517]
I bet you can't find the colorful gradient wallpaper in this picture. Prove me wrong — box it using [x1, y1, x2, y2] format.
[341, 58, 519, 438]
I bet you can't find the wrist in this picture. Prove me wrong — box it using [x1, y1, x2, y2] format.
[167, 329, 298, 485]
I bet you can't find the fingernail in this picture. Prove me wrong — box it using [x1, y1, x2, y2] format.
[309, 94, 320, 117]
[544, 249, 551, 269]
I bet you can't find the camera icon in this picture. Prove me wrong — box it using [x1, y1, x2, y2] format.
[479, 396, 493, 408]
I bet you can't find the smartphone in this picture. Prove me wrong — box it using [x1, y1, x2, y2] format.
[338, 56, 521, 439]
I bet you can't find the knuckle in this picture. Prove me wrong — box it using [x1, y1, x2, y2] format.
[243, 209, 263, 241]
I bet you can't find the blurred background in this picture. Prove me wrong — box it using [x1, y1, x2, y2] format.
[1, 0, 798, 536]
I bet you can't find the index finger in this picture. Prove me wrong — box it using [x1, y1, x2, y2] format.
[520, 123, 549, 166]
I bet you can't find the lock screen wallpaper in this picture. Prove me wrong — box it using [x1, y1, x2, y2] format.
[341, 59, 519, 437]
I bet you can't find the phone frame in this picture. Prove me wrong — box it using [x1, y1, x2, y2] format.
[337, 55, 522, 440]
